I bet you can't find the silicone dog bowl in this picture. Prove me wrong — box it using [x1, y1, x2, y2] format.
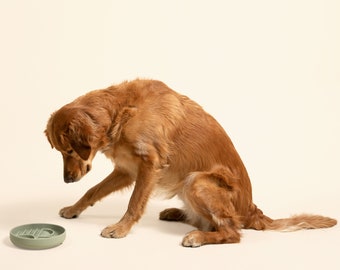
[10, 223, 66, 250]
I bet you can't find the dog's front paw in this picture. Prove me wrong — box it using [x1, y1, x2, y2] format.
[101, 223, 130, 238]
[59, 206, 80, 219]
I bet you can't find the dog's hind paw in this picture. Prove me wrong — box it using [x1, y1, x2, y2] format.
[159, 208, 186, 221]
[182, 231, 204, 248]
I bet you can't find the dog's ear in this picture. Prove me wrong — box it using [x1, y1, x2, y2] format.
[67, 110, 94, 160]
[44, 129, 54, 149]
[70, 139, 91, 160]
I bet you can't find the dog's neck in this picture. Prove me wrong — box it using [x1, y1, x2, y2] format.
[84, 88, 133, 152]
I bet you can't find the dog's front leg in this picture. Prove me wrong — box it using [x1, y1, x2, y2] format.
[60, 168, 134, 219]
[101, 162, 158, 238]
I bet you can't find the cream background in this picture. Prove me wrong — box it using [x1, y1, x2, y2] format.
[1, 0, 339, 269]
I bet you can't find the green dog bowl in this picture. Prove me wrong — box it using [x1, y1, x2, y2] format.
[10, 223, 66, 250]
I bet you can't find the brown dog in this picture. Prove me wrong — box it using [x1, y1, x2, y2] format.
[45, 79, 336, 247]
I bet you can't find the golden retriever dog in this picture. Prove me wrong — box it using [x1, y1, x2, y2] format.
[45, 79, 336, 247]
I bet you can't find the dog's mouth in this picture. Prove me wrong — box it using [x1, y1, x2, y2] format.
[64, 174, 79, 184]
[86, 164, 91, 173]
[63, 163, 92, 183]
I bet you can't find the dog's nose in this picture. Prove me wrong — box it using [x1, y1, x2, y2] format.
[64, 173, 75, 183]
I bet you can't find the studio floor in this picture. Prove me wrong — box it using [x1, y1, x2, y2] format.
[1, 182, 339, 270]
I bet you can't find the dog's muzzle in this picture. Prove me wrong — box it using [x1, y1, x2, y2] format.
[63, 164, 91, 183]
[63, 173, 78, 183]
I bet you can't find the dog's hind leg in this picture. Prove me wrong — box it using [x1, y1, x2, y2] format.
[180, 167, 242, 247]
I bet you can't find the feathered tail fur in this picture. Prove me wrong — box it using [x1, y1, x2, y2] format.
[266, 214, 337, 232]
[244, 204, 337, 232]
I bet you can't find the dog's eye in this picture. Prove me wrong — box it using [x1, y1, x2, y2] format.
[67, 150, 74, 155]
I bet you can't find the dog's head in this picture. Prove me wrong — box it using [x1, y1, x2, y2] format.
[45, 106, 98, 183]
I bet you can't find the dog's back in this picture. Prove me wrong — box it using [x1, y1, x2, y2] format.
[102, 80, 253, 208]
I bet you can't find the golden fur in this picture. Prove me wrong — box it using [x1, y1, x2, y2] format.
[45, 79, 337, 247]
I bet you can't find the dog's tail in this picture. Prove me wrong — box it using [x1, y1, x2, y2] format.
[266, 214, 337, 232]
[245, 204, 337, 232]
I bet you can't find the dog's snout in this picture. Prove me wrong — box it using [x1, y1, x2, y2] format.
[64, 173, 75, 183]
[63, 164, 91, 183]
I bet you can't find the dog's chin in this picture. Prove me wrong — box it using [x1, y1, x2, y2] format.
[64, 171, 88, 183]
[64, 175, 83, 184]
